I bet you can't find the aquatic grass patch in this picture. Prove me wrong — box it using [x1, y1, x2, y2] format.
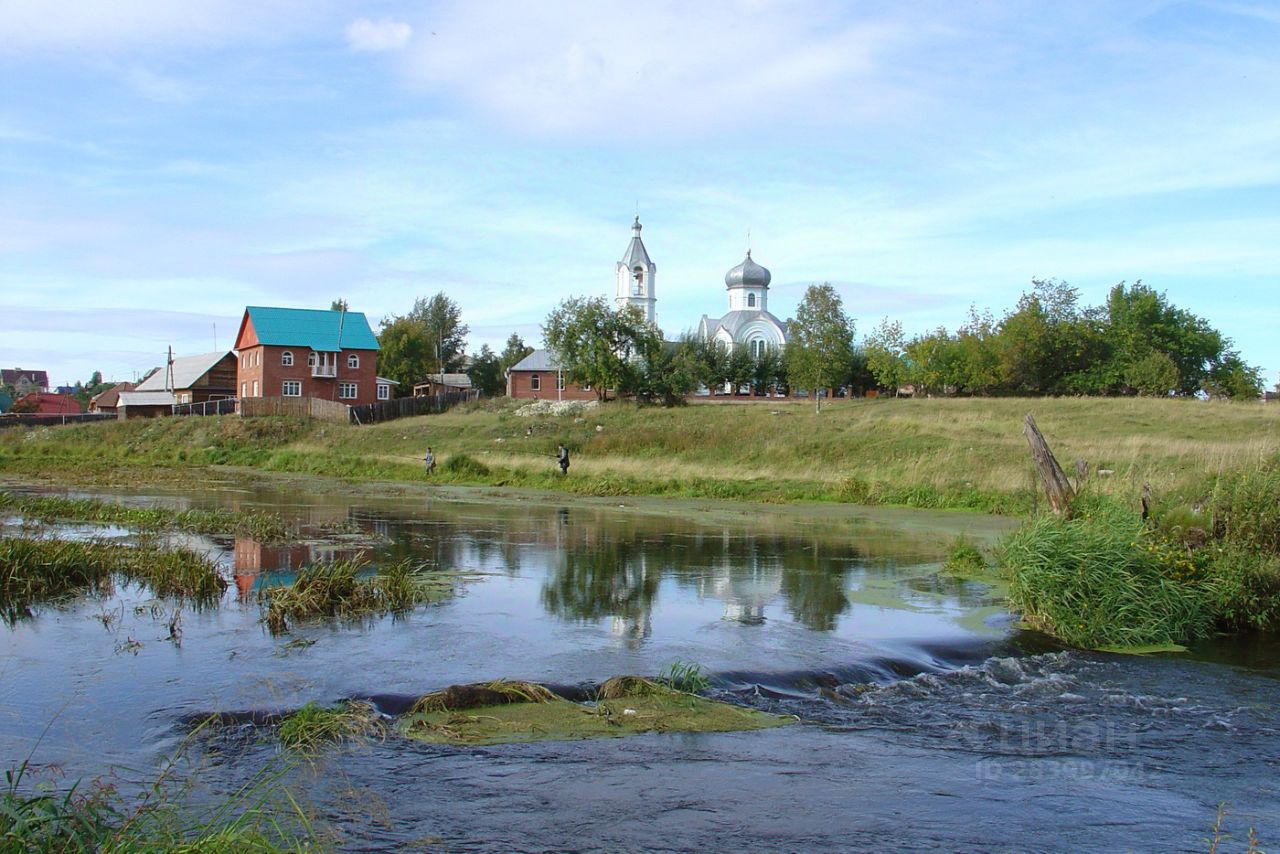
[276, 701, 384, 751]
[0, 536, 225, 622]
[659, 661, 712, 694]
[2, 752, 319, 853]
[410, 680, 559, 714]
[0, 491, 290, 542]
[402, 679, 791, 746]
[941, 537, 989, 577]
[258, 557, 467, 635]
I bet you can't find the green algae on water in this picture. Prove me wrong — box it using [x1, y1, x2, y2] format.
[401, 678, 793, 746]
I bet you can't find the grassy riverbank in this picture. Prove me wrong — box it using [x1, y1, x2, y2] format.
[1, 396, 1276, 514]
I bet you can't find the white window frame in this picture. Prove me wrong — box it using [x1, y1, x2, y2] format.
[347, 353, 359, 369]
[556, 374, 566, 391]
[377, 383, 390, 401]
[530, 374, 541, 391]
[240, 382, 247, 398]
[251, 380, 259, 397]
[282, 380, 302, 397]
[282, 350, 294, 366]
[338, 382, 358, 400]
[307, 352, 317, 367]
[747, 293, 757, 308]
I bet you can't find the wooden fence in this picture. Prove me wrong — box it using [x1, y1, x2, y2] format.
[0, 412, 116, 429]
[238, 396, 351, 424]
[349, 390, 480, 425]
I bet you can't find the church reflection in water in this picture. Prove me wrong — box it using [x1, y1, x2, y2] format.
[220, 491, 938, 638]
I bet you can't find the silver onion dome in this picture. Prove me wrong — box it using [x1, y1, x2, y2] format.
[724, 251, 771, 289]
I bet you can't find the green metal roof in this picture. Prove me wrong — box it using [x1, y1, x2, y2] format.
[245, 306, 379, 352]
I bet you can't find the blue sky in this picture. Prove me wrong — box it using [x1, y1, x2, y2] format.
[2, 0, 1279, 388]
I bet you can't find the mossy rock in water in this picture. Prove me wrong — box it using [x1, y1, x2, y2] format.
[401, 681, 792, 745]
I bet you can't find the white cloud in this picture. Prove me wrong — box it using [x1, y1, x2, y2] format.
[398, 0, 923, 137]
[345, 18, 412, 52]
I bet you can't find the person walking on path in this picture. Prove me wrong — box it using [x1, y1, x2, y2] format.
[556, 443, 570, 476]
[424, 447, 435, 474]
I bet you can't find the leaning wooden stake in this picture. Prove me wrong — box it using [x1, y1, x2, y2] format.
[1023, 413, 1075, 516]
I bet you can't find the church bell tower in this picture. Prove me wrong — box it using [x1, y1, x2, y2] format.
[615, 216, 656, 325]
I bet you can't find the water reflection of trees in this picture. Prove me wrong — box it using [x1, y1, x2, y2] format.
[540, 528, 860, 633]
[541, 540, 660, 642]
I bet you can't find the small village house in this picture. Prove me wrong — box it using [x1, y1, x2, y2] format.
[506, 350, 596, 401]
[88, 382, 136, 415]
[233, 306, 380, 406]
[413, 373, 472, 397]
[116, 351, 237, 419]
[1, 368, 49, 397]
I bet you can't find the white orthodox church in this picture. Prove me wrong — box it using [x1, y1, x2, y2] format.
[613, 217, 788, 353]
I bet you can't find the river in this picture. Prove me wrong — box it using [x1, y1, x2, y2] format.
[1, 479, 1276, 851]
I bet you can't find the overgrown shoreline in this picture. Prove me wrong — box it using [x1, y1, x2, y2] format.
[1, 396, 1276, 515]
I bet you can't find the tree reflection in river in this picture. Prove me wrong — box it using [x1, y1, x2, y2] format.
[541, 523, 861, 635]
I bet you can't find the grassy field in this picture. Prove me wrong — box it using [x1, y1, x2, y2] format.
[1, 396, 1276, 514]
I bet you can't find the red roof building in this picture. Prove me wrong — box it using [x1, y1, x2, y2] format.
[13, 392, 82, 415]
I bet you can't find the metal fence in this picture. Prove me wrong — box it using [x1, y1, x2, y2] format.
[350, 390, 480, 425]
[0, 412, 116, 429]
[172, 398, 238, 417]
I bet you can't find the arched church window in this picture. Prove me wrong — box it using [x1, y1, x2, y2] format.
[747, 293, 756, 308]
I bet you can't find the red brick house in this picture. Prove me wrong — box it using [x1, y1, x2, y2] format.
[506, 350, 597, 401]
[233, 306, 380, 406]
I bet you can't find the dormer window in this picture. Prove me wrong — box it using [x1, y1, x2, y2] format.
[281, 350, 294, 366]
[747, 293, 757, 308]
[347, 353, 359, 369]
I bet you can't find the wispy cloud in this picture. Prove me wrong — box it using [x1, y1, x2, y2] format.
[345, 18, 412, 52]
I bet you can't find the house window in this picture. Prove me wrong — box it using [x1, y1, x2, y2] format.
[556, 374, 565, 391]
[282, 351, 294, 366]
[747, 293, 756, 308]
[530, 374, 541, 391]
[252, 380, 259, 397]
[282, 380, 302, 397]
[338, 382, 358, 399]
[307, 352, 317, 367]
[347, 353, 359, 369]
[377, 384, 390, 401]
[240, 382, 246, 398]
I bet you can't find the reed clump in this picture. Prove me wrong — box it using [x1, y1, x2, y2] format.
[0, 536, 226, 621]
[0, 491, 290, 541]
[258, 558, 463, 635]
[1000, 460, 1280, 649]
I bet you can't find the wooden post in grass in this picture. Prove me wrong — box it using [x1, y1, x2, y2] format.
[1023, 413, 1075, 516]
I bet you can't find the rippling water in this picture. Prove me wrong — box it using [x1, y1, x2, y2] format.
[1, 481, 1276, 851]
